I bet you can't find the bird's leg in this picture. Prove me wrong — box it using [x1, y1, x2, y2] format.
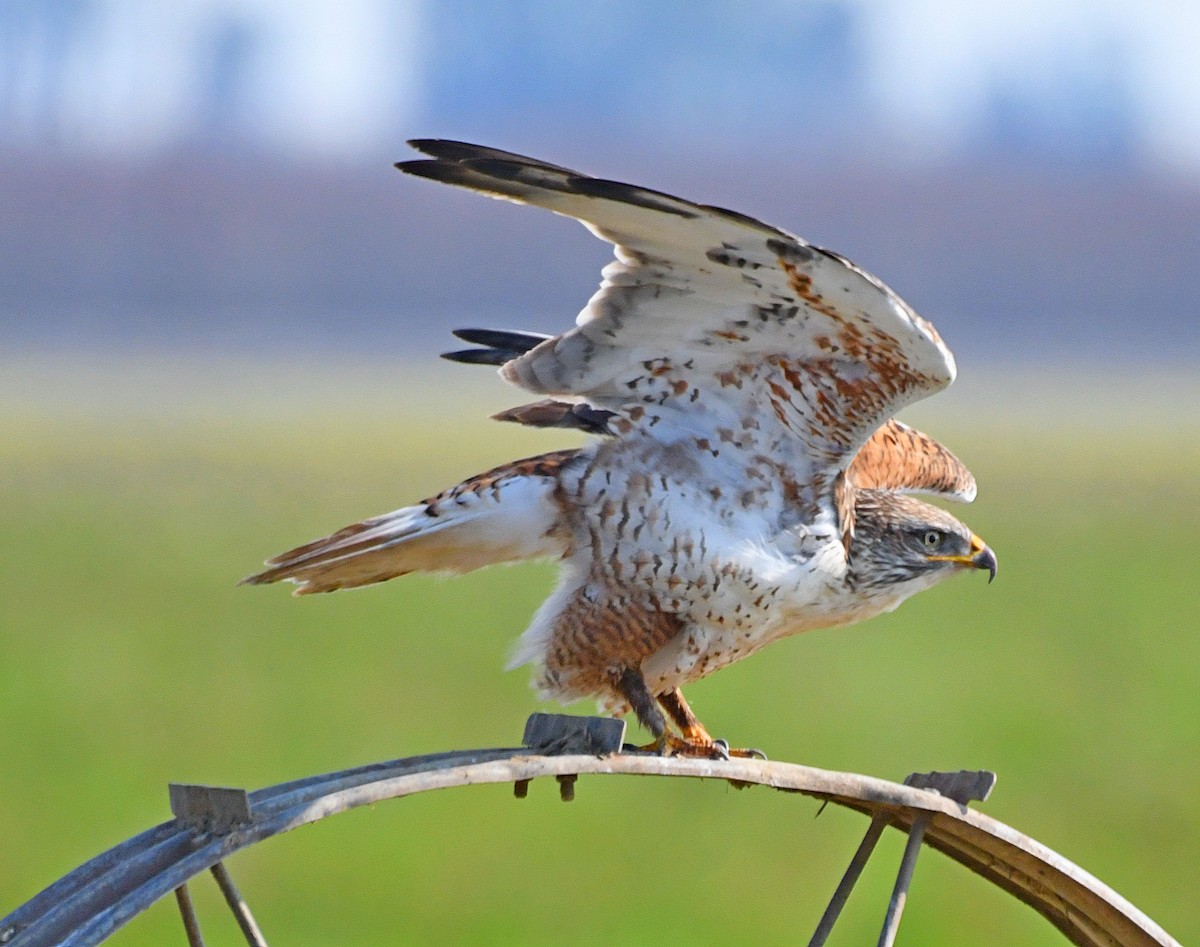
[657, 688, 716, 748]
[608, 669, 725, 759]
[610, 666, 672, 750]
[658, 687, 768, 761]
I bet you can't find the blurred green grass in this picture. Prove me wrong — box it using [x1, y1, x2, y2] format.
[1, 357, 1197, 945]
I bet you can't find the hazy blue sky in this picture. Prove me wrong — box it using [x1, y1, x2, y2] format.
[4, 1, 1198, 368]
[2, 0, 1199, 174]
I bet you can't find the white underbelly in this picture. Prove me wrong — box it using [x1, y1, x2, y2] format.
[640, 537, 851, 693]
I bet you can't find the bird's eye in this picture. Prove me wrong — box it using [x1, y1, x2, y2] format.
[922, 530, 943, 551]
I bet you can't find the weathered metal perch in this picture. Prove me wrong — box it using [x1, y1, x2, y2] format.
[0, 714, 1180, 947]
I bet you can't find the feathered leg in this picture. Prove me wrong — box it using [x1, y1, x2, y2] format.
[612, 667, 669, 744]
[611, 669, 732, 759]
[658, 688, 767, 760]
[657, 688, 715, 746]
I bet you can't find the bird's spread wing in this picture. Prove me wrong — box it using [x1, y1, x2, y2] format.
[399, 140, 957, 507]
[848, 419, 976, 502]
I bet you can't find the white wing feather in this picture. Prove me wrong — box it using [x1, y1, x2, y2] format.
[400, 141, 956, 485]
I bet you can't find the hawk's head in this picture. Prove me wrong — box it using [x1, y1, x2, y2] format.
[848, 490, 996, 597]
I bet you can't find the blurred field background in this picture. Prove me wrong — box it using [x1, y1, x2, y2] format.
[2, 357, 1197, 945]
[3, 1, 1200, 944]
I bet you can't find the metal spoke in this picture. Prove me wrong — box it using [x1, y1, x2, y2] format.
[172, 885, 205, 947]
[808, 815, 888, 947]
[877, 811, 933, 947]
[209, 863, 269, 947]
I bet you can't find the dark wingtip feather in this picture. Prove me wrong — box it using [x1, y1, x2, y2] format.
[407, 139, 497, 160]
[563, 175, 699, 219]
[405, 139, 581, 173]
[394, 159, 466, 184]
[406, 138, 450, 155]
[442, 328, 552, 366]
[406, 139, 494, 160]
[398, 140, 711, 224]
[441, 348, 512, 366]
[452, 328, 550, 350]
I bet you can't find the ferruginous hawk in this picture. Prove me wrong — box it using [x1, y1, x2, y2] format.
[245, 140, 997, 758]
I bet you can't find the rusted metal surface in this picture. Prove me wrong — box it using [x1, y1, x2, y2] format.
[0, 719, 1180, 947]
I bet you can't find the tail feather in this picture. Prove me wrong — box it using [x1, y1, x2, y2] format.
[243, 449, 581, 595]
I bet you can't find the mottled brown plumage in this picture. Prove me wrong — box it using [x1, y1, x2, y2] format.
[848, 419, 977, 501]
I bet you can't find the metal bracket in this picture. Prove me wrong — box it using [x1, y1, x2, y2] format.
[169, 784, 254, 834]
[167, 787, 270, 945]
[904, 769, 996, 806]
[514, 714, 627, 801]
[522, 713, 626, 756]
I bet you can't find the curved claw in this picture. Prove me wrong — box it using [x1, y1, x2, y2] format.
[635, 734, 735, 760]
[632, 732, 766, 762]
[718, 742, 768, 760]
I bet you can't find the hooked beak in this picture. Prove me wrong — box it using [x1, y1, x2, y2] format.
[970, 534, 998, 583]
[929, 533, 998, 583]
